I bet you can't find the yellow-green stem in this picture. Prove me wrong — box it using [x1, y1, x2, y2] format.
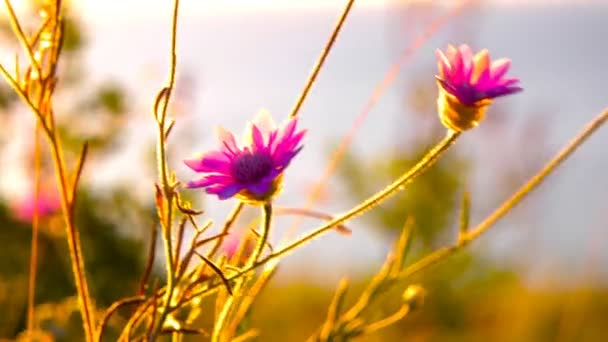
[399, 107, 608, 281]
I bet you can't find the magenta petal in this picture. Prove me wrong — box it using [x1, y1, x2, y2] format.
[184, 151, 231, 173]
[215, 183, 243, 200]
[497, 78, 520, 87]
[281, 119, 298, 140]
[451, 49, 465, 84]
[251, 124, 265, 151]
[436, 49, 451, 77]
[187, 178, 215, 189]
[490, 58, 511, 81]
[274, 145, 303, 169]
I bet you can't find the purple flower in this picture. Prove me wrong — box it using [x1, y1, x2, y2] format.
[436, 44, 522, 106]
[185, 110, 306, 203]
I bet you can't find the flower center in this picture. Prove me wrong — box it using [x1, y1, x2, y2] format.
[232, 151, 274, 184]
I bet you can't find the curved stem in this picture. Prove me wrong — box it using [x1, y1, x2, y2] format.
[253, 130, 459, 264]
[399, 107, 608, 281]
[185, 130, 459, 301]
[362, 305, 410, 335]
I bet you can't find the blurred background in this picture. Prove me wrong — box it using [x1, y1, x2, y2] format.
[1, 0, 608, 340]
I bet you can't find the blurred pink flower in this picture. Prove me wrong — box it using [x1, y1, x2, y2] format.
[185, 110, 306, 204]
[13, 189, 61, 223]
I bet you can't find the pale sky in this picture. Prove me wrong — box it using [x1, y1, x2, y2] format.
[3, 0, 605, 21]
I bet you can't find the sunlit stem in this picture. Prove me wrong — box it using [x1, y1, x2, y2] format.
[149, 0, 180, 340]
[49, 131, 95, 342]
[362, 304, 410, 334]
[212, 203, 273, 342]
[250, 204, 272, 263]
[253, 130, 459, 265]
[185, 130, 459, 302]
[2, 2, 95, 337]
[398, 107, 608, 281]
[288, 0, 355, 119]
[26, 123, 42, 337]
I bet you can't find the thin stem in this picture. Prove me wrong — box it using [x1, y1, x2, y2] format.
[186, 130, 459, 301]
[3, 0, 41, 77]
[149, 221, 176, 341]
[49, 134, 95, 342]
[254, 130, 459, 264]
[287, 0, 470, 237]
[211, 203, 273, 342]
[362, 305, 410, 334]
[96, 296, 146, 342]
[399, 107, 608, 281]
[26, 123, 42, 336]
[149, 0, 180, 340]
[288, 0, 355, 119]
[0, 64, 52, 137]
[250, 204, 272, 264]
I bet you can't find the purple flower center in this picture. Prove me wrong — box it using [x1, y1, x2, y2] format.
[231, 151, 274, 184]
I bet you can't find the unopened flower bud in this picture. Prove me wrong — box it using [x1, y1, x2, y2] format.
[402, 284, 426, 311]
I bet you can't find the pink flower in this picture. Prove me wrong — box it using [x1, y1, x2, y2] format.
[435, 44, 522, 131]
[13, 189, 61, 223]
[436, 44, 522, 106]
[185, 110, 305, 203]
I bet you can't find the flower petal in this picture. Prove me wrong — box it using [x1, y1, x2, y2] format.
[253, 108, 276, 132]
[216, 126, 239, 155]
[471, 49, 490, 83]
[215, 183, 244, 199]
[490, 58, 511, 81]
[184, 151, 232, 173]
[251, 124, 266, 152]
[436, 49, 451, 78]
[451, 47, 465, 84]
[187, 174, 234, 188]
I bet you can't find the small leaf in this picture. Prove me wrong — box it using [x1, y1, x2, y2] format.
[194, 251, 233, 295]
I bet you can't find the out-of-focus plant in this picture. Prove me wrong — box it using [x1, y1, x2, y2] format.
[2, 0, 608, 341]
